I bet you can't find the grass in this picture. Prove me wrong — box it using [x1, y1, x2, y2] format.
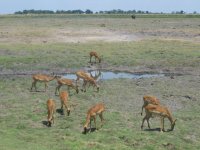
[0, 14, 200, 149]
[0, 40, 200, 72]
[0, 74, 200, 149]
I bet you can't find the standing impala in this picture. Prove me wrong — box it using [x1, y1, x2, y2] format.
[89, 51, 101, 63]
[83, 103, 105, 134]
[141, 95, 160, 116]
[47, 99, 56, 127]
[30, 74, 57, 92]
[55, 78, 79, 95]
[141, 104, 177, 132]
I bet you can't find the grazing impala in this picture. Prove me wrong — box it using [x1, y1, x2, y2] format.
[89, 51, 101, 63]
[82, 75, 100, 92]
[47, 99, 56, 127]
[59, 91, 71, 116]
[55, 78, 79, 95]
[141, 95, 160, 116]
[141, 104, 177, 132]
[75, 70, 90, 85]
[83, 103, 105, 134]
[30, 74, 57, 92]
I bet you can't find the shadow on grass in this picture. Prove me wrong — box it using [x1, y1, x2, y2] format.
[144, 128, 173, 132]
[56, 108, 64, 115]
[82, 127, 97, 134]
[144, 128, 161, 132]
[42, 121, 51, 127]
[30, 90, 46, 93]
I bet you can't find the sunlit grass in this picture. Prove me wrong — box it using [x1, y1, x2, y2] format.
[0, 14, 200, 149]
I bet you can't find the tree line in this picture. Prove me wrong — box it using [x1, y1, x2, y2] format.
[14, 9, 198, 15]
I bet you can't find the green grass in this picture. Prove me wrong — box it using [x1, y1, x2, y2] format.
[0, 40, 199, 72]
[0, 14, 200, 149]
[0, 74, 200, 149]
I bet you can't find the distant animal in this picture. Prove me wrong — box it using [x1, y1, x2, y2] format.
[89, 51, 101, 63]
[55, 78, 79, 95]
[47, 99, 56, 127]
[141, 95, 160, 116]
[131, 15, 136, 19]
[30, 74, 57, 92]
[141, 104, 177, 132]
[83, 103, 105, 134]
[59, 91, 71, 116]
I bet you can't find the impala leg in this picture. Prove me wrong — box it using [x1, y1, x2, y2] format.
[93, 116, 97, 129]
[141, 114, 149, 130]
[52, 115, 54, 124]
[89, 56, 92, 63]
[64, 102, 70, 116]
[82, 80, 87, 92]
[61, 102, 64, 114]
[76, 77, 79, 86]
[89, 119, 92, 132]
[141, 117, 146, 130]
[44, 82, 48, 92]
[163, 118, 165, 132]
[31, 80, 36, 91]
[141, 105, 144, 116]
[160, 117, 164, 132]
[55, 84, 61, 95]
[99, 113, 104, 127]
[147, 117, 151, 129]
[34, 81, 37, 91]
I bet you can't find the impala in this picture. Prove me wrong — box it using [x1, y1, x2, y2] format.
[59, 91, 71, 116]
[82, 75, 100, 92]
[47, 99, 56, 127]
[55, 78, 79, 95]
[30, 74, 57, 92]
[141, 95, 160, 116]
[83, 103, 105, 134]
[89, 51, 101, 63]
[75, 70, 90, 85]
[141, 104, 177, 132]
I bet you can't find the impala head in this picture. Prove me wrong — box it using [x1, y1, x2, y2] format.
[170, 119, 177, 131]
[83, 125, 88, 134]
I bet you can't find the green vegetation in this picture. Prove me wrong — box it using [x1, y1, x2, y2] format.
[0, 40, 199, 72]
[0, 14, 200, 149]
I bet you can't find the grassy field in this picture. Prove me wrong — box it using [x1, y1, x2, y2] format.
[0, 14, 200, 150]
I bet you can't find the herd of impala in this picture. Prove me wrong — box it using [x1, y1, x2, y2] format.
[30, 51, 177, 133]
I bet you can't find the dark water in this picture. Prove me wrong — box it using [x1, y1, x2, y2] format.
[63, 71, 165, 80]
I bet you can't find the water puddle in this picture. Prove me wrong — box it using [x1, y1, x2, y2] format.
[63, 70, 165, 80]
